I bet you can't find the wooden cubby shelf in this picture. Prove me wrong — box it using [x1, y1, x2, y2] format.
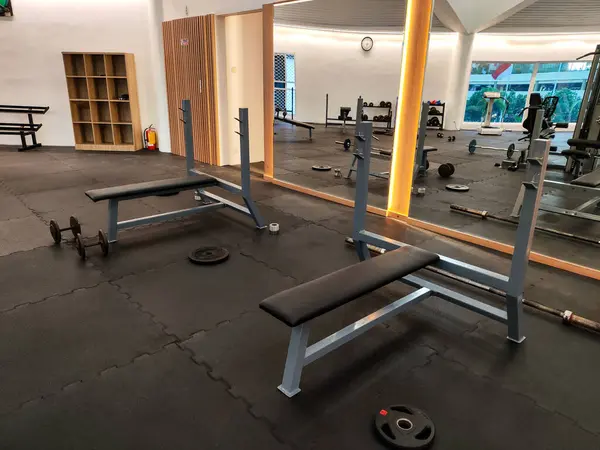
[63, 52, 142, 151]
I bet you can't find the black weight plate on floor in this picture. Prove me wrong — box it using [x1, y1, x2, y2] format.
[69, 216, 82, 236]
[98, 230, 109, 257]
[188, 246, 230, 265]
[446, 184, 469, 192]
[49, 220, 61, 244]
[75, 234, 86, 260]
[312, 165, 332, 171]
[507, 143, 516, 159]
[438, 163, 453, 178]
[343, 139, 352, 150]
[374, 405, 435, 449]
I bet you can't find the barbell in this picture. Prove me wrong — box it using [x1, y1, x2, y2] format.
[468, 139, 516, 159]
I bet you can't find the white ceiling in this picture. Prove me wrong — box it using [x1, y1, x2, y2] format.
[487, 0, 600, 32]
[274, 0, 600, 33]
[274, 0, 449, 33]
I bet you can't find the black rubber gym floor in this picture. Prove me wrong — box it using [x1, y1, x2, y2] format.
[273, 123, 599, 270]
[0, 143, 599, 449]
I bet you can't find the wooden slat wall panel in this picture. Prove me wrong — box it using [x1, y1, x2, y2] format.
[162, 15, 219, 164]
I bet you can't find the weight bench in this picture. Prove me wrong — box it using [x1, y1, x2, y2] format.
[512, 138, 600, 222]
[275, 110, 314, 140]
[0, 104, 49, 151]
[262, 123, 548, 397]
[85, 101, 265, 244]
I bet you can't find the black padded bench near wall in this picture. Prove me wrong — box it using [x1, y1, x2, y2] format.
[0, 105, 49, 151]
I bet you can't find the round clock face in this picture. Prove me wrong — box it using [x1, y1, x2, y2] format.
[361, 36, 373, 52]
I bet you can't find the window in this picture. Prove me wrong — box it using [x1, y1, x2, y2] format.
[533, 61, 591, 123]
[274, 53, 296, 116]
[464, 63, 533, 123]
[464, 61, 592, 124]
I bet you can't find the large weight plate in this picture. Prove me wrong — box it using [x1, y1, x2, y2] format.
[374, 405, 435, 449]
[507, 143, 516, 159]
[446, 184, 470, 192]
[98, 230, 109, 257]
[75, 234, 86, 260]
[49, 220, 61, 244]
[344, 139, 352, 150]
[69, 216, 81, 237]
[188, 246, 230, 265]
[468, 139, 477, 154]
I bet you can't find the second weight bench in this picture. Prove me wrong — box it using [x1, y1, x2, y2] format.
[85, 102, 265, 245]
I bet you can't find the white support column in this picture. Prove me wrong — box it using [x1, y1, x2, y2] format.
[444, 33, 475, 131]
[148, 0, 171, 153]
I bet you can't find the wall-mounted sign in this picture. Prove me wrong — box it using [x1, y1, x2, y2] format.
[181, 38, 189, 47]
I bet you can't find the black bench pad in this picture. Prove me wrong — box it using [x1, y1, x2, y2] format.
[572, 170, 600, 188]
[568, 138, 600, 150]
[86, 175, 217, 202]
[260, 246, 439, 327]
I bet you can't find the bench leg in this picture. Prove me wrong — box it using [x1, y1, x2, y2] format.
[278, 324, 310, 398]
[107, 199, 119, 243]
[243, 197, 266, 229]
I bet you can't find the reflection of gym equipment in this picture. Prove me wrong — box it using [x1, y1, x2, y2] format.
[274, 107, 314, 140]
[83, 100, 265, 254]
[478, 92, 509, 136]
[512, 46, 600, 223]
[345, 101, 437, 180]
[468, 139, 516, 159]
[259, 122, 547, 398]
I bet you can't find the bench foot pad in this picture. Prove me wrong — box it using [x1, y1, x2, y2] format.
[278, 385, 301, 398]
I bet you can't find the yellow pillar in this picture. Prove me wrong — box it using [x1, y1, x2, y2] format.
[387, 0, 434, 217]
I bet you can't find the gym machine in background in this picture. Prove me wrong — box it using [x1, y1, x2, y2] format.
[512, 46, 600, 223]
[324, 93, 398, 134]
[478, 91, 509, 136]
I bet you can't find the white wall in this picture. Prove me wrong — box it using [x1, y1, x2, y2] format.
[217, 12, 265, 165]
[0, 0, 155, 147]
[273, 26, 456, 124]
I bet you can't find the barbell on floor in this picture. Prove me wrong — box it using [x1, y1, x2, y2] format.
[49, 216, 82, 244]
[468, 139, 516, 159]
[75, 230, 109, 260]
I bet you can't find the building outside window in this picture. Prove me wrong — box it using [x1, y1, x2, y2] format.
[464, 61, 591, 124]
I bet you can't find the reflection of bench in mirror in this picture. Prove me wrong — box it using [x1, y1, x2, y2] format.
[512, 138, 600, 224]
[0, 104, 49, 151]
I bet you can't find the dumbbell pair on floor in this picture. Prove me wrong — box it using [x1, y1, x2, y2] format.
[49, 216, 109, 260]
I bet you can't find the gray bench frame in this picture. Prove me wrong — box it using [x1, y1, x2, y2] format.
[90, 100, 265, 244]
[272, 123, 547, 398]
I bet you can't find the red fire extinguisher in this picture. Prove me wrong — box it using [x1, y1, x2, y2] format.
[143, 125, 158, 150]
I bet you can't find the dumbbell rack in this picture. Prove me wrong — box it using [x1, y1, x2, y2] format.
[362, 102, 393, 130]
[426, 102, 445, 130]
